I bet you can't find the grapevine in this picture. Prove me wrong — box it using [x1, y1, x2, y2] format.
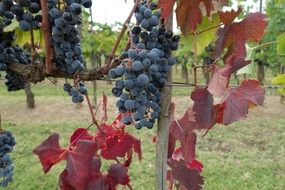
[0, 0, 271, 189]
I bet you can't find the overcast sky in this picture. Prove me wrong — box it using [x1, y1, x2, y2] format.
[91, 0, 266, 26]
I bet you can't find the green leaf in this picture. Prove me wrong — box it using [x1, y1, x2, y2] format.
[272, 74, 285, 95]
[13, 28, 44, 48]
[179, 13, 220, 56]
[277, 33, 285, 55]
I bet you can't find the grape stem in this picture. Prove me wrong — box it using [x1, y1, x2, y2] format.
[126, 23, 135, 48]
[105, 0, 141, 74]
[40, 0, 54, 74]
[84, 93, 104, 133]
[197, 24, 223, 35]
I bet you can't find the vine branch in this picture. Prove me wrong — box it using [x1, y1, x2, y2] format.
[40, 0, 54, 74]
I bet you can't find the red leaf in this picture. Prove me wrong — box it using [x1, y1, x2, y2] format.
[168, 159, 204, 190]
[176, 0, 226, 34]
[101, 94, 108, 122]
[86, 157, 109, 190]
[215, 12, 267, 60]
[191, 87, 214, 125]
[187, 159, 203, 173]
[65, 140, 98, 190]
[158, 0, 176, 21]
[33, 133, 67, 173]
[69, 128, 94, 148]
[218, 7, 242, 25]
[214, 103, 226, 123]
[95, 124, 117, 149]
[208, 56, 251, 96]
[181, 132, 197, 162]
[59, 170, 75, 190]
[207, 64, 232, 96]
[111, 113, 127, 129]
[101, 133, 142, 161]
[107, 164, 130, 189]
[220, 80, 264, 125]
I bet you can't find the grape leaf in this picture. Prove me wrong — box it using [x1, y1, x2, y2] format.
[33, 133, 67, 173]
[86, 157, 109, 190]
[176, 0, 227, 35]
[101, 133, 142, 161]
[207, 64, 232, 96]
[220, 80, 264, 125]
[178, 13, 220, 55]
[158, 0, 176, 20]
[208, 55, 251, 96]
[187, 159, 203, 173]
[59, 170, 75, 190]
[218, 7, 242, 25]
[65, 140, 98, 190]
[191, 87, 214, 125]
[95, 123, 117, 149]
[168, 159, 204, 190]
[69, 128, 94, 148]
[214, 12, 267, 60]
[107, 164, 130, 189]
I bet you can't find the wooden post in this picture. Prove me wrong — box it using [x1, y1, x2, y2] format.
[156, 13, 173, 190]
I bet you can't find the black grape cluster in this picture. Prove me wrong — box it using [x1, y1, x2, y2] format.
[0, 0, 42, 31]
[63, 81, 87, 103]
[48, 0, 92, 74]
[109, 0, 179, 130]
[0, 131, 16, 187]
[0, 31, 31, 91]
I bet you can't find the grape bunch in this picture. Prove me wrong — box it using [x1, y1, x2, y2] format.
[0, 131, 16, 187]
[47, 0, 92, 103]
[109, 0, 179, 129]
[63, 81, 87, 103]
[0, 31, 31, 91]
[0, 0, 42, 31]
[48, 0, 92, 74]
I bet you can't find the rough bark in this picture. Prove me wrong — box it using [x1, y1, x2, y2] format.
[24, 82, 35, 109]
[156, 13, 173, 190]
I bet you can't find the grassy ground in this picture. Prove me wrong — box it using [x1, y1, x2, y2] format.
[0, 80, 284, 190]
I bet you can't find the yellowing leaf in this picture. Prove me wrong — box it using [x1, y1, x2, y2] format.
[179, 13, 220, 56]
[272, 74, 285, 96]
[277, 33, 285, 55]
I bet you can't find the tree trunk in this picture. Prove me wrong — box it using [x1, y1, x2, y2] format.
[156, 14, 173, 190]
[24, 82, 35, 109]
[257, 64, 264, 85]
[182, 64, 189, 84]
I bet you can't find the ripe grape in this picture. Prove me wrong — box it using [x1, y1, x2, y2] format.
[109, 1, 180, 130]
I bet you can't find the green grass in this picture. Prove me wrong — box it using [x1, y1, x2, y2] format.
[0, 79, 285, 190]
[2, 120, 284, 190]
